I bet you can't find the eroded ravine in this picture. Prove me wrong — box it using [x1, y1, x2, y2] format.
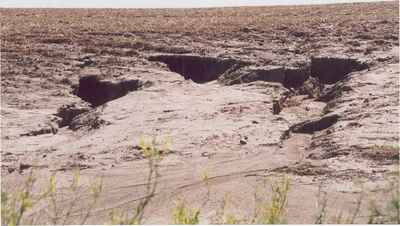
[3, 49, 398, 222]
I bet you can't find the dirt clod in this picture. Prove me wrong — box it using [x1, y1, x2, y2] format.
[272, 100, 282, 115]
[55, 101, 92, 127]
[19, 163, 33, 173]
[69, 108, 108, 131]
[20, 123, 58, 136]
[272, 162, 331, 176]
[290, 114, 340, 134]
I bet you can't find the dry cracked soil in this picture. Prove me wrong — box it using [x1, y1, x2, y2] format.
[1, 1, 399, 224]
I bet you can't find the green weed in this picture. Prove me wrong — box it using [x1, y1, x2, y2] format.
[368, 173, 400, 224]
[109, 136, 167, 224]
[172, 199, 200, 225]
[1, 171, 35, 226]
[252, 176, 290, 224]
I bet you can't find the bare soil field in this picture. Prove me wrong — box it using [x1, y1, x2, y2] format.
[1, 1, 399, 224]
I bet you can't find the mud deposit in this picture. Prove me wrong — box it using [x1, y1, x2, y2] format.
[1, 1, 399, 224]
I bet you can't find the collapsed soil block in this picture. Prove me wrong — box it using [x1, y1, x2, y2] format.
[290, 114, 340, 134]
[219, 65, 309, 89]
[69, 109, 108, 131]
[316, 82, 353, 102]
[55, 101, 92, 127]
[219, 66, 286, 85]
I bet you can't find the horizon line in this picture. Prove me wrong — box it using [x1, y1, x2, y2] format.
[0, 0, 395, 9]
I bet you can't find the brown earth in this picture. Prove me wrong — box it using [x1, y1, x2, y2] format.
[1, 1, 399, 224]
